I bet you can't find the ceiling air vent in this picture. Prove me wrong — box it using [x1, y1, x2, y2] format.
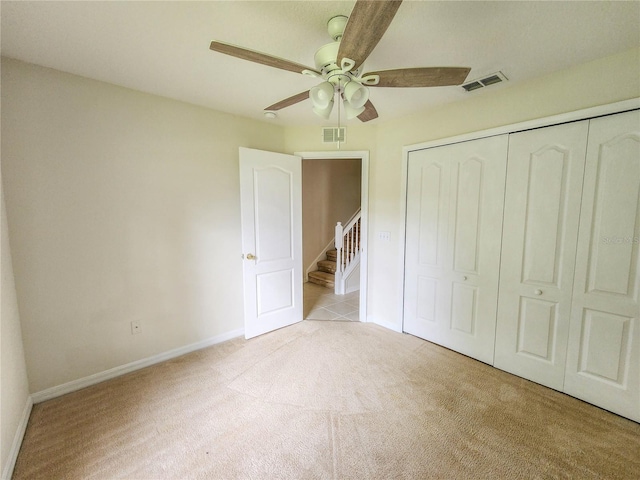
[462, 81, 483, 92]
[462, 71, 508, 92]
[322, 127, 346, 143]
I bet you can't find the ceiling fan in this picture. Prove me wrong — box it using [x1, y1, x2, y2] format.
[209, 0, 471, 122]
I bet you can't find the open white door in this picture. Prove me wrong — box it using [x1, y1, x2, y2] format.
[240, 147, 303, 339]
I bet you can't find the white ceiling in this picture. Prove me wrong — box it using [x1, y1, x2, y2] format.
[2, 1, 639, 126]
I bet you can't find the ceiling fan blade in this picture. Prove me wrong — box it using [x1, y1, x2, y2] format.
[265, 91, 310, 111]
[210, 41, 320, 75]
[357, 100, 378, 123]
[365, 67, 471, 87]
[338, 0, 403, 72]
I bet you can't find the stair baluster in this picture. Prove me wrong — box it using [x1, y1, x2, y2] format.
[334, 211, 361, 294]
[335, 221, 344, 292]
[308, 210, 361, 293]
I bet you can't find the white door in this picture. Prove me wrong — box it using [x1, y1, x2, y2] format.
[563, 110, 640, 421]
[494, 121, 589, 390]
[239, 147, 303, 339]
[404, 135, 508, 364]
[403, 147, 451, 345]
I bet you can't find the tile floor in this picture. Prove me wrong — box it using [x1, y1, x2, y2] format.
[303, 282, 360, 321]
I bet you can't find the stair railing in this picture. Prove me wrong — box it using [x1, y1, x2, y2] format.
[334, 208, 361, 294]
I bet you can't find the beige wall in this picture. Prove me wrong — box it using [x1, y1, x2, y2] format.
[1, 58, 286, 393]
[2, 46, 639, 396]
[302, 159, 361, 272]
[287, 47, 640, 328]
[1, 183, 30, 477]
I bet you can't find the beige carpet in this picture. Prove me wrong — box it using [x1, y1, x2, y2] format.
[14, 321, 640, 479]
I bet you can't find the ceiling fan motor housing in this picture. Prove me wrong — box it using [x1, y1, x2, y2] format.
[314, 41, 364, 90]
[314, 15, 350, 74]
[314, 42, 341, 73]
[327, 15, 348, 41]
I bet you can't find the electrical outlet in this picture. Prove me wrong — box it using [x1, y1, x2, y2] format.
[378, 231, 391, 242]
[131, 321, 141, 335]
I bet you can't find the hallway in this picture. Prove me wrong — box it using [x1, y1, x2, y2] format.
[303, 282, 360, 322]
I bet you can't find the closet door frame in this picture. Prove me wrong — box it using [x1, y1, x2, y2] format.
[400, 98, 640, 332]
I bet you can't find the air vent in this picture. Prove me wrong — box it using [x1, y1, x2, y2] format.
[322, 127, 346, 143]
[462, 71, 508, 92]
[462, 81, 483, 92]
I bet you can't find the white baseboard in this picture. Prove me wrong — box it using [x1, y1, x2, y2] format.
[369, 316, 403, 333]
[1, 395, 33, 480]
[31, 328, 244, 404]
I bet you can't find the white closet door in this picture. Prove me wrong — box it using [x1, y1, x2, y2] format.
[404, 147, 451, 344]
[564, 110, 640, 422]
[494, 121, 589, 390]
[404, 135, 508, 364]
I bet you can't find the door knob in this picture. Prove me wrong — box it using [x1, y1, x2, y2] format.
[535, 289, 543, 295]
[462, 276, 468, 281]
[246, 253, 256, 260]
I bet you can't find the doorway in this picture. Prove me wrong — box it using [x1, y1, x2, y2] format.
[295, 150, 369, 324]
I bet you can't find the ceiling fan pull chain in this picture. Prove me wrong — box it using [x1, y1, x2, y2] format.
[337, 88, 341, 150]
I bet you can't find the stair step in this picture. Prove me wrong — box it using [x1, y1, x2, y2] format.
[317, 260, 336, 273]
[308, 270, 335, 288]
[326, 249, 337, 261]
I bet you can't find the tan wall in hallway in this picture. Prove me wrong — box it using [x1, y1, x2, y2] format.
[302, 159, 361, 273]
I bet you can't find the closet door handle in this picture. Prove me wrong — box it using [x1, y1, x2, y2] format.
[535, 289, 543, 295]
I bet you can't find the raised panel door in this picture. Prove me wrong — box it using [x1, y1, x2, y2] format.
[239, 148, 303, 339]
[403, 149, 451, 344]
[564, 110, 640, 421]
[442, 136, 508, 364]
[494, 121, 589, 390]
[404, 135, 507, 364]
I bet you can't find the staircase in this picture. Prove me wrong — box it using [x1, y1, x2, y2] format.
[308, 249, 338, 288]
[308, 214, 361, 291]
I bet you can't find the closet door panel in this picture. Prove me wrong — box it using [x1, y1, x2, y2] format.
[403, 150, 451, 343]
[443, 136, 508, 364]
[494, 121, 589, 390]
[404, 135, 507, 365]
[452, 157, 483, 274]
[564, 110, 640, 421]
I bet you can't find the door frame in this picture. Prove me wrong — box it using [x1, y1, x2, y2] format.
[295, 150, 369, 324]
[399, 98, 640, 333]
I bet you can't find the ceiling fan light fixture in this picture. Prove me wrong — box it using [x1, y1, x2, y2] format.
[313, 98, 334, 119]
[310, 81, 335, 109]
[343, 81, 369, 109]
[343, 102, 365, 120]
[209, 2, 470, 124]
